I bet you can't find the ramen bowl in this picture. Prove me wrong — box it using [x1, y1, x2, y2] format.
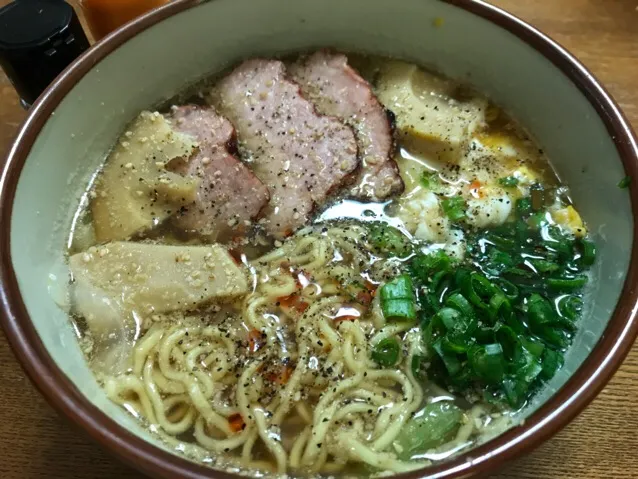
[1, 0, 638, 477]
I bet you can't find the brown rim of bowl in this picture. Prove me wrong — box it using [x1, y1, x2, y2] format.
[1, 0, 638, 477]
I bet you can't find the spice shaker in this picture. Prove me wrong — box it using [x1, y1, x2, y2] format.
[0, 0, 90, 108]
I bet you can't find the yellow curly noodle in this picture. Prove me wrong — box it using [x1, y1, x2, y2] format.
[102, 225, 498, 476]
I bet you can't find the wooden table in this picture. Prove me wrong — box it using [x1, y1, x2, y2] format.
[1, 0, 637, 477]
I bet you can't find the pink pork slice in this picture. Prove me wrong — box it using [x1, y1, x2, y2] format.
[168, 105, 270, 241]
[213, 59, 359, 239]
[290, 51, 404, 201]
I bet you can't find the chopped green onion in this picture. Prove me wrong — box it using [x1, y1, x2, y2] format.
[618, 176, 631, 188]
[488, 292, 511, 322]
[546, 275, 588, 291]
[441, 195, 467, 222]
[513, 345, 543, 384]
[383, 300, 416, 321]
[514, 219, 531, 242]
[367, 223, 412, 257]
[441, 334, 472, 354]
[469, 343, 505, 384]
[432, 339, 462, 375]
[527, 258, 559, 274]
[445, 293, 474, 316]
[495, 325, 519, 360]
[459, 271, 494, 310]
[503, 377, 528, 408]
[527, 212, 550, 231]
[406, 207, 594, 409]
[579, 239, 596, 266]
[540, 348, 564, 380]
[380, 275, 416, 320]
[526, 294, 556, 328]
[409, 250, 453, 284]
[371, 338, 401, 367]
[516, 197, 532, 218]
[381, 275, 414, 301]
[434, 307, 462, 330]
[430, 270, 451, 295]
[494, 279, 519, 301]
[421, 171, 440, 189]
[445, 316, 477, 353]
[556, 295, 582, 321]
[490, 249, 515, 266]
[520, 337, 545, 358]
[499, 176, 519, 188]
[485, 233, 517, 252]
[535, 325, 571, 349]
[474, 324, 498, 343]
[411, 355, 425, 378]
[393, 402, 462, 459]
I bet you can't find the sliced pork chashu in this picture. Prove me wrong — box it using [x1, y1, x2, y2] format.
[290, 51, 404, 201]
[212, 59, 359, 239]
[168, 105, 270, 241]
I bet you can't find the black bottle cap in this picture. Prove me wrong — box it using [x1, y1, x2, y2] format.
[0, 0, 90, 108]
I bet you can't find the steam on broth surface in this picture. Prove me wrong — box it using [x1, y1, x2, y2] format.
[64, 52, 595, 477]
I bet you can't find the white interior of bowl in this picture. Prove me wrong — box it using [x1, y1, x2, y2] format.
[9, 0, 632, 467]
